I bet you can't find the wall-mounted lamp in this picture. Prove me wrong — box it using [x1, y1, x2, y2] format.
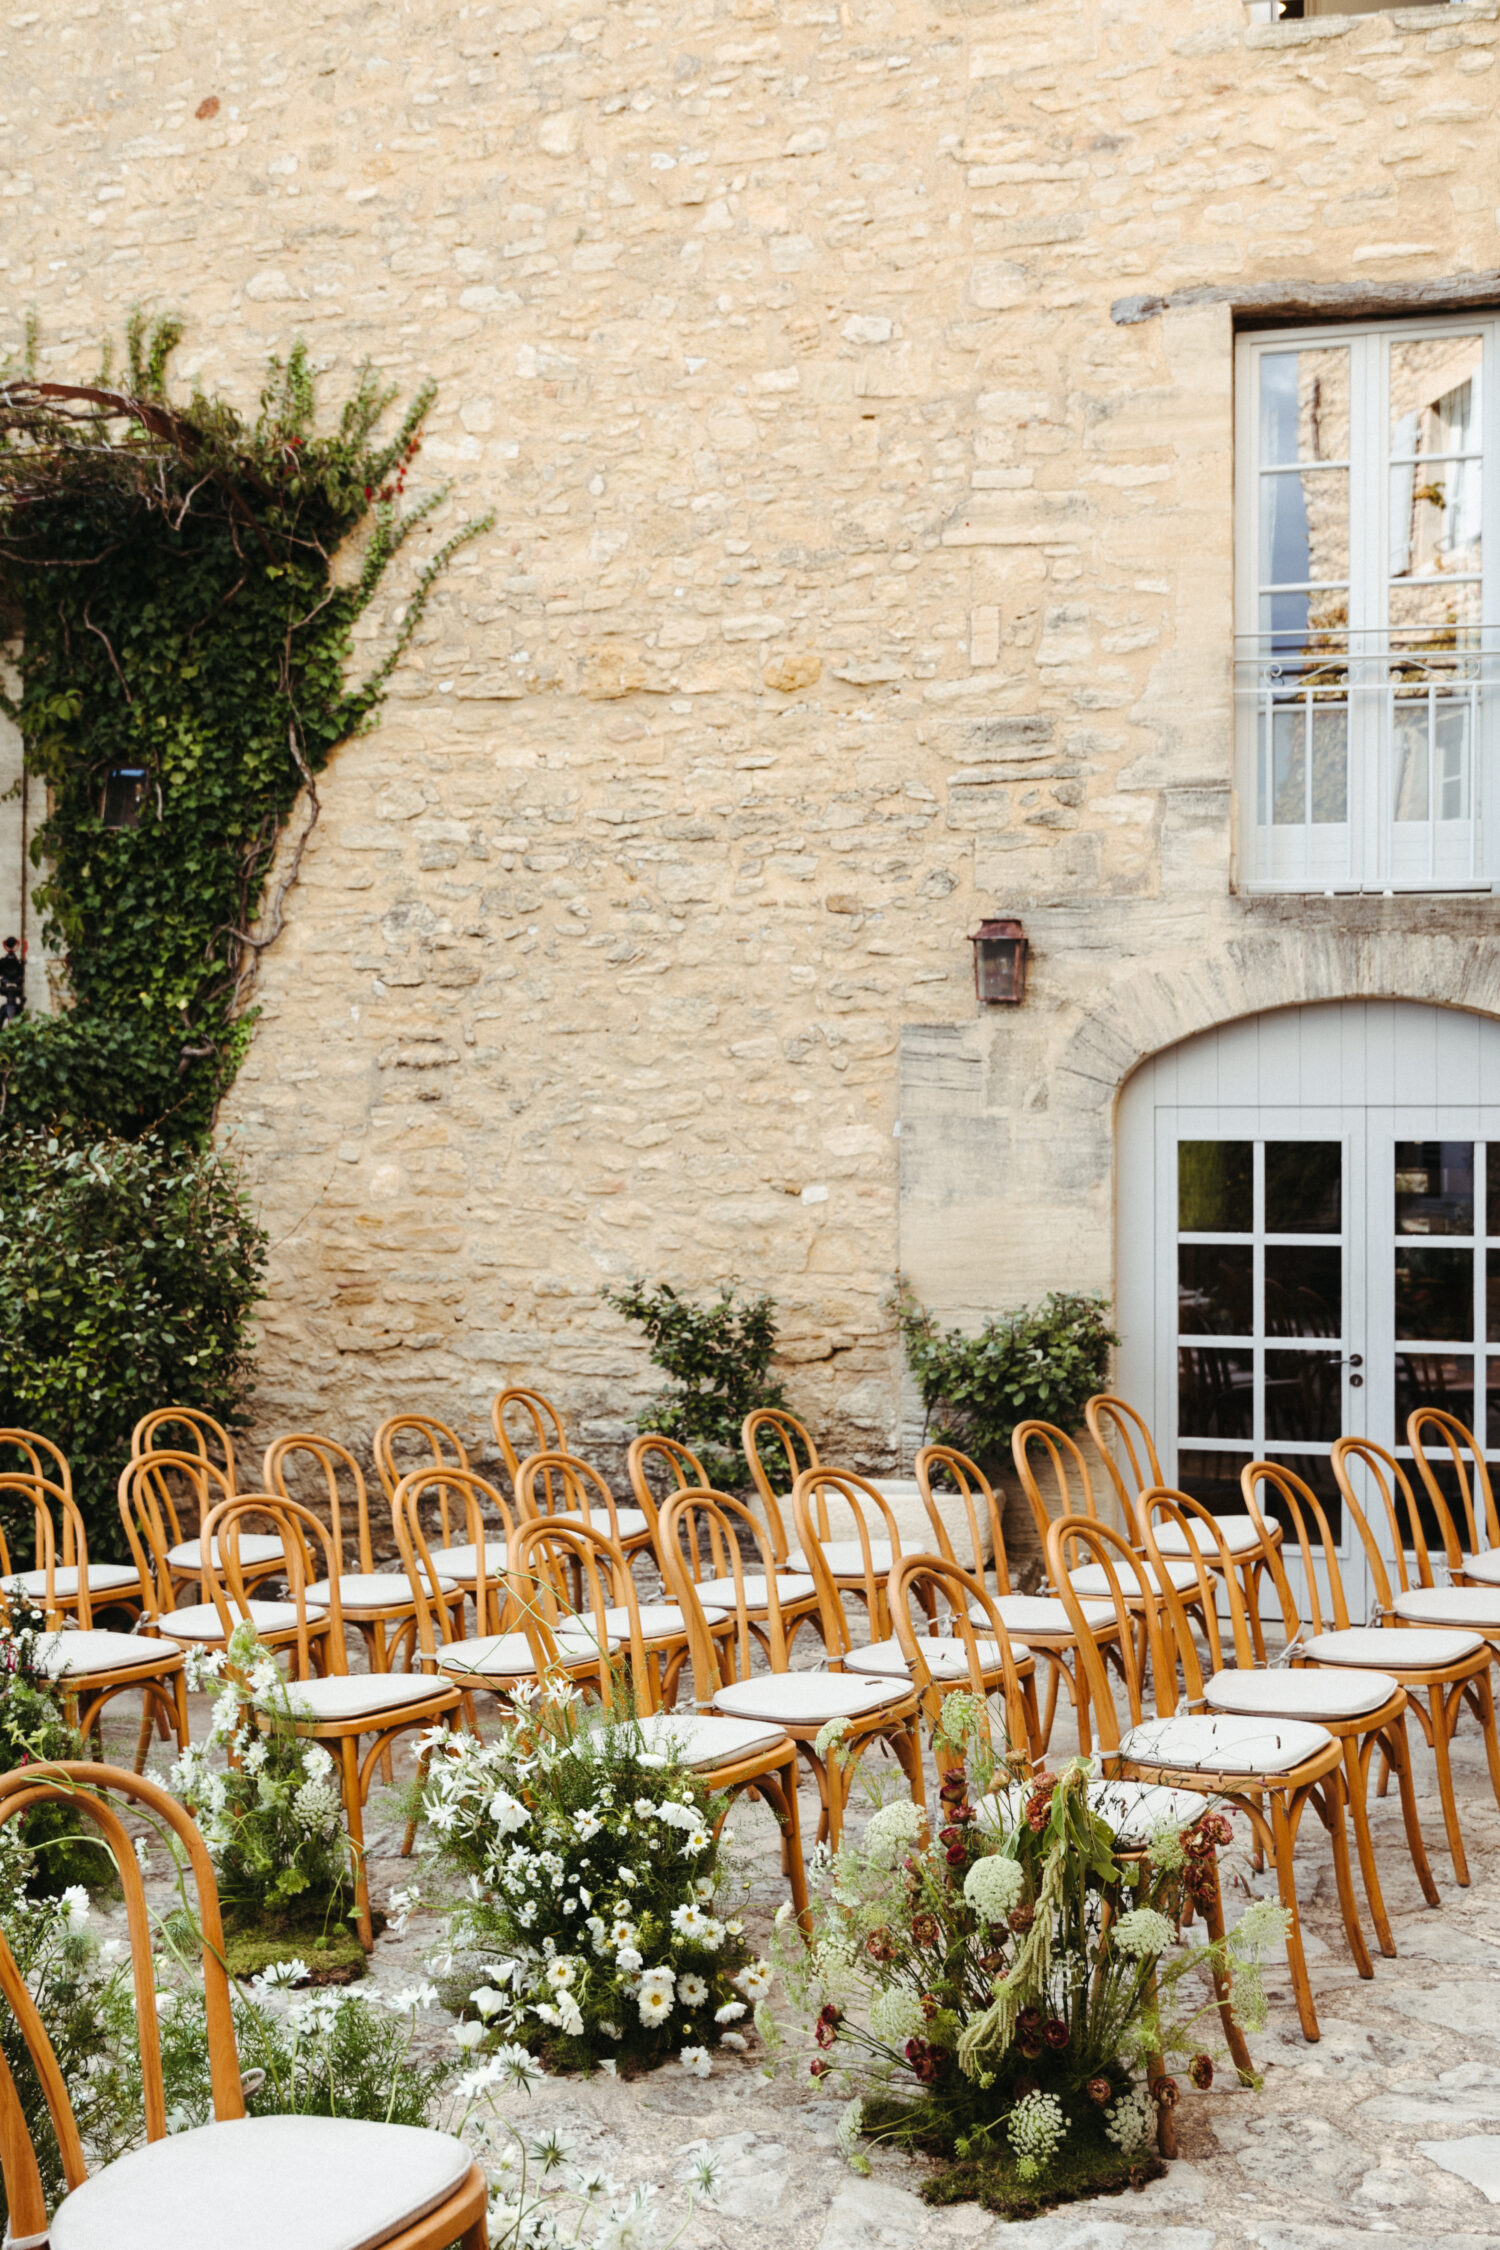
[102, 767, 148, 829]
[970, 917, 1029, 1006]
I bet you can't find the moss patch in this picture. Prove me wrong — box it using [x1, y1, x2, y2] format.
[222, 1907, 383, 1986]
[861, 2095, 1166, 2221]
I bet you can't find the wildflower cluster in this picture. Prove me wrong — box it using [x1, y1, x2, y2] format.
[415, 1683, 770, 2072]
[0, 1588, 102, 1894]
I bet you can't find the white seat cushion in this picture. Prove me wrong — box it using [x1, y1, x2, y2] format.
[279, 1673, 455, 1724]
[307, 1573, 454, 1609]
[694, 1572, 818, 1608]
[167, 1534, 284, 1572]
[156, 1600, 326, 1643]
[714, 1670, 910, 1726]
[437, 1630, 608, 1679]
[48, 2111, 472, 2250]
[1204, 1665, 1395, 1721]
[802, 1538, 895, 1579]
[1070, 1557, 1204, 1599]
[37, 1629, 176, 1678]
[1121, 1711, 1334, 1775]
[14, 1563, 139, 1600]
[1150, 1514, 1265, 1559]
[428, 1541, 505, 1579]
[1394, 1586, 1500, 1630]
[628, 1711, 790, 1768]
[1460, 1550, 1500, 1586]
[852, 1635, 1028, 1681]
[568, 1603, 726, 1644]
[1305, 1624, 1486, 1669]
[550, 1506, 649, 1541]
[986, 1592, 1116, 1637]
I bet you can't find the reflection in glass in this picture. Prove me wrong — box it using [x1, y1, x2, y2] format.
[1388, 579, 1482, 636]
[1489, 1143, 1500, 1236]
[1394, 697, 1471, 826]
[1260, 468, 1349, 588]
[1178, 1349, 1253, 1442]
[1395, 1351, 1474, 1430]
[1266, 1142, 1341, 1233]
[1177, 1449, 1254, 1523]
[1389, 335, 1482, 456]
[1395, 1141, 1474, 1236]
[1258, 1451, 1344, 1547]
[1261, 347, 1352, 466]
[1179, 1142, 1252, 1234]
[1265, 1245, 1341, 1336]
[1389, 458, 1483, 585]
[1270, 704, 1304, 826]
[1395, 1245, 1474, 1342]
[1265, 1349, 1342, 1442]
[1489, 1358, 1500, 1452]
[1488, 1248, 1500, 1343]
[1179, 1244, 1253, 1336]
[1311, 706, 1349, 823]
[1389, 336, 1483, 589]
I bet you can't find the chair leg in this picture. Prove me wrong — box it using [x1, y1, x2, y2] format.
[1269, 1792, 1321, 2042]
[1319, 1772, 1374, 1983]
[133, 1698, 156, 1774]
[1473, 1664, 1500, 1814]
[1036, 1657, 1062, 1753]
[337, 1733, 374, 1951]
[1343, 1735, 1395, 1958]
[1197, 1844, 1256, 2083]
[1431, 1680, 1471, 1886]
[1384, 1713, 1440, 1911]
[1243, 1561, 1268, 1665]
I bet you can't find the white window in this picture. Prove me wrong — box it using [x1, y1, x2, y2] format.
[1235, 316, 1500, 892]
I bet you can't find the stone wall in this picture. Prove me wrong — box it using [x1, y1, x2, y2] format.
[2, 0, 1498, 1473]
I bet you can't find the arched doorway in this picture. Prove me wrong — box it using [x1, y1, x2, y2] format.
[1116, 999, 1500, 1609]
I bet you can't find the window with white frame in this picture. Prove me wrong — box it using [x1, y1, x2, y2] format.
[1235, 316, 1500, 892]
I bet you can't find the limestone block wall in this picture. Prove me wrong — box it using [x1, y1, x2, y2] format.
[1, 0, 1497, 1472]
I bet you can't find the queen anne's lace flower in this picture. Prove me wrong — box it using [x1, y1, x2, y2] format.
[1007, 2090, 1068, 2181]
[862, 1799, 926, 1864]
[962, 1853, 1024, 1922]
[1109, 1907, 1174, 1960]
[869, 1988, 925, 2045]
[1105, 2084, 1156, 2154]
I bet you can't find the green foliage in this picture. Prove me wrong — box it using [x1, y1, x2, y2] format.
[0, 319, 488, 1140]
[0, 1600, 105, 1896]
[602, 1279, 787, 1486]
[0, 1131, 264, 1558]
[895, 1289, 1118, 1472]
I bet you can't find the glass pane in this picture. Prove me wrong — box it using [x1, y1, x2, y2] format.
[1389, 457, 1483, 584]
[1265, 1245, 1342, 1336]
[1393, 699, 1430, 823]
[1265, 1349, 1343, 1442]
[1178, 1142, 1252, 1233]
[1388, 579, 1481, 636]
[1176, 1449, 1253, 1522]
[1395, 1245, 1475, 1341]
[1271, 703, 1305, 825]
[1260, 468, 1348, 586]
[1259, 1451, 1343, 1547]
[1178, 1348, 1254, 1442]
[1436, 701, 1470, 822]
[1489, 1143, 1500, 1236]
[1489, 1358, 1500, 1452]
[1389, 334, 1483, 457]
[1395, 1141, 1474, 1236]
[1266, 1142, 1341, 1233]
[1178, 1244, 1253, 1336]
[1395, 1351, 1474, 1429]
[1488, 1249, 1500, 1344]
[1261, 346, 1351, 466]
[1310, 704, 1348, 823]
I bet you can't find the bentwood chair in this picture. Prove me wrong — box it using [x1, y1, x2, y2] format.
[0, 1427, 74, 1497]
[630, 1431, 825, 1659]
[120, 1464, 330, 1667]
[126, 1448, 284, 1596]
[0, 1475, 187, 1767]
[1329, 1436, 1500, 1884]
[131, 1406, 238, 1489]
[373, 1415, 501, 1628]
[202, 1496, 464, 1948]
[742, 1406, 820, 1566]
[491, 1385, 569, 1488]
[516, 1450, 655, 1574]
[0, 1439, 140, 1618]
[0, 1764, 489, 2250]
[883, 1552, 1039, 1761]
[791, 1466, 899, 1634]
[659, 1487, 925, 1848]
[1087, 1392, 1283, 1659]
[510, 1508, 721, 1708]
[915, 1443, 1118, 1752]
[1050, 1512, 1364, 2043]
[1141, 1478, 1435, 1960]
[1407, 1406, 1500, 1586]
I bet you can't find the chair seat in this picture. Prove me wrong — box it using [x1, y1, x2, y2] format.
[428, 1541, 505, 1580]
[437, 1630, 609, 1679]
[629, 1710, 790, 1768]
[694, 1572, 818, 1608]
[1204, 1665, 1396, 1721]
[977, 1778, 1207, 1848]
[167, 1534, 285, 1572]
[14, 1562, 140, 1600]
[155, 1600, 326, 1643]
[853, 1634, 1028, 1680]
[37, 1629, 176, 1679]
[49, 2110, 474, 2250]
[714, 1670, 910, 1727]
[797, 1538, 895, 1579]
[1070, 1557, 1204, 1599]
[549, 1506, 650, 1541]
[1393, 1585, 1500, 1630]
[1305, 1623, 1486, 1669]
[280, 1673, 457, 1724]
[1151, 1514, 1265, 1559]
[1459, 1550, 1500, 1586]
[1121, 1710, 1334, 1775]
[307, 1572, 454, 1609]
[982, 1592, 1116, 1637]
[569, 1602, 727, 1644]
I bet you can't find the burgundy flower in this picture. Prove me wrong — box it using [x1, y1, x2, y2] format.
[1086, 2076, 1113, 2107]
[866, 1927, 896, 1962]
[1008, 1903, 1035, 1934]
[904, 2037, 945, 2086]
[945, 1845, 967, 1868]
[911, 1912, 941, 1948]
[939, 1770, 969, 1806]
[809, 2058, 830, 2079]
[1025, 1787, 1054, 1833]
[1017, 2006, 1043, 2036]
[815, 2004, 842, 2049]
[938, 1825, 965, 1849]
[1152, 2074, 1180, 2109]
[1188, 2053, 1214, 2091]
[919, 1992, 943, 2022]
[1043, 2018, 1069, 2051]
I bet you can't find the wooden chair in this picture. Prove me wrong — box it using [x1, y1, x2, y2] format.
[1329, 1435, 1500, 1884]
[372, 1415, 501, 1627]
[515, 1450, 655, 1574]
[0, 1474, 187, 1768]
[1049, 1511, 1365, 2043]
[126, 1447, 283, 1595]
[639, 1446, 823, 1665]
[658, 1487, 925, 1848]
[1141, 1476, 1436, 1961]
[491, 1385, 568, 1487]
[884, 1552, 1041, 1763]
[742, 1406, 819, 1565]
[916, 1443, 1119, 1753]
[0, 1437, 140, 1619]
[131, 1405, 238, 1488]
[119, 1460, 329, 1668]
[0, 1763, 488, 2250]
[1407, 1406, 1500, 1585]
[1087, 1391, 1283, 1659]
[202, 1496, 463, 1948]
[790, 1464, 900, 1637]
[0, 1427, 73, 1497]
[509, 1506, 720, 1710]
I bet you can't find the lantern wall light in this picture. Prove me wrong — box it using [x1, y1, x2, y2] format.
[970, 918, 1029, 1006]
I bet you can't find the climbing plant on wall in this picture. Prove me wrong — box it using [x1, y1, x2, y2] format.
[0, 314, 487, 1141]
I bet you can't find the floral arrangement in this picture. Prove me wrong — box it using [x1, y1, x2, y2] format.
[414, 1680, 773, 2075]
[0, 1587, 105, 1895]
[777, 1711, 1282, 2218]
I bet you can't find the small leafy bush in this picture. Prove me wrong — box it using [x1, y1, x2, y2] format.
[896, 1289, 1118, 1474]
[0, 1595, 110, 1896]
[0, 1130, 265, 1560]
[603, 1279, 788, 1487]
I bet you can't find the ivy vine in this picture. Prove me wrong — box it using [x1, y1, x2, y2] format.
[0, 315, 488, 1141]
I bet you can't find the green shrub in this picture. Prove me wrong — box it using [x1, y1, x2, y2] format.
[896, 1288, 1118, 1475]
[602, 1279, 788, 1487]
[0, 1131, 264, 1559]
[0, 1598, 109, 1897]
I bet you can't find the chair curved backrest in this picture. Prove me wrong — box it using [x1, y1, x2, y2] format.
[914, 1444, 1010, 1592]
[1137, 1486, 1248, 1685]
[1012, 1421, 1105, 1556]
[888, 1552, 1032, 1757]
[371, 1412, 470, 1499]
[199, 1495, 341, 1680]
[626, 1432, 708, 1551]
[742, 1407, 818, 1563]
[0, 1430, 73, 1510]
[393, 1467, 518, 1658]
[1084, 1395, 1164, 1519]
[1331, 1436, 1431, 1601]
[1407, 1406, 1500, 1565]
[791, 1466, 903, 1655]
[491, 1387, 569, 1485]
[1047, 1514, 1178, 1751]
[1240, 1461, 1352, 1642]
[0, 1762, 244, 2240]
[517, 1451, 638, 1546]
[263, 1433, 374, 1576]
[0, 1473, 96, 1625]
[117, 1451, 237, 1619]
[131, 1407, 237, 1489]
[658, 1487, 791, 1693]
[509, 1516, 653, 1714]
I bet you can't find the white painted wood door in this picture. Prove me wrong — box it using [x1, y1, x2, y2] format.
[1117, 1001, 1500, 1621]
